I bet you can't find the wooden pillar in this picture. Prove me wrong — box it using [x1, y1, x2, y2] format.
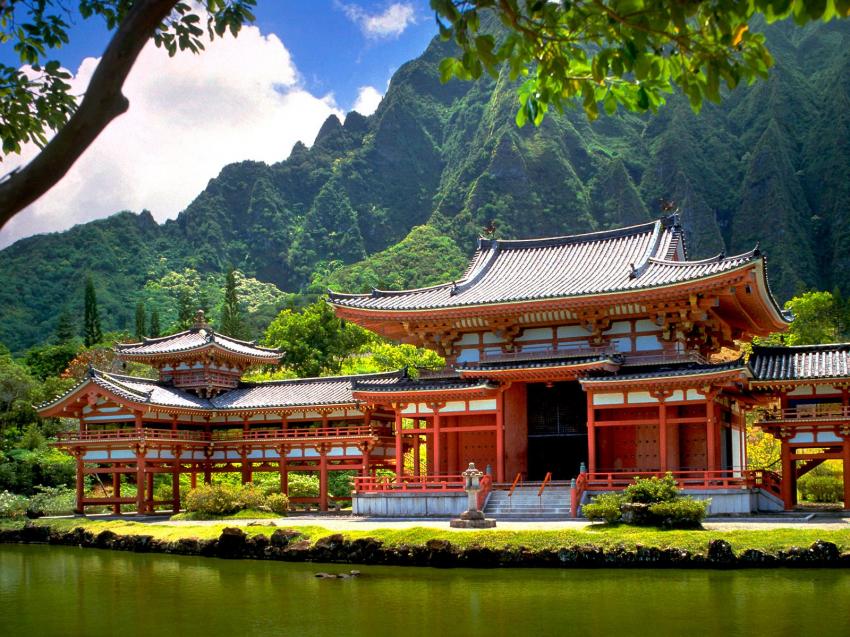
[394, 410, 403, 480]
[112, 471, 121, 515]
[135, 453, 146, 515]
[172, 461, 180, 514]
[146, 471, 154, 514]
[781, 442, 794, 511]
[190, 471, 197, 489]
[134, 411, 143, 432]
[843, 439, 850, 512]
[281, 414, 288, 431]
[319, 447, 329, 512]
[361, 444, 371, 478]
[447, 421, 458, 474]
[706, 393, 718, 472]
[587, 393, 596, 474]
[321, 413, 329, 429]
[203, 460, 212, 485]
[75, 453, 84, 514]
[658, 400, 668, 473]
[171, 415, 178, 432]
[495, 393, 505, 482]
[279, 450, 289, 495]
[433, 409, 442, 476]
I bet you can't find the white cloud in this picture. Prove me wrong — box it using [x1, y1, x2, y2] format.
[351, 85, 383, 115]
[338, 2, 417, 39]
[0, 25, 343, 248]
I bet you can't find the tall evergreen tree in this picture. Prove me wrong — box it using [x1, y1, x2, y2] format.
[149, 309, 161, 338]
[219, 267, 246, 338]
[83, 275, 102, 347]
[176, 289, 194, 330]
[54, 308, 76, 344]
[134, 302, 146, 340]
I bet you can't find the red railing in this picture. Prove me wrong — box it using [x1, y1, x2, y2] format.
[757, 405, 850, 423]
[477, 474, 493, 510]
[570, 471, 587, 517]
[57, 428, 208, 443]
[746, 469, 782, 497]
[353, 474, 465, 492]
[584, 469, 750, 491]
[212, 425, 391, 442]
[537, 471, 553, 497]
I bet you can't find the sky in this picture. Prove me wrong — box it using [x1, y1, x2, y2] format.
[0, 1, 438, 248]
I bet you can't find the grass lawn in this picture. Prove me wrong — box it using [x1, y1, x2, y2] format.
[2, 518, 850, 555]
[169, 509, 281, 522]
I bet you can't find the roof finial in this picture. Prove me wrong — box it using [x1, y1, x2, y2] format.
[753, 241, 761, 257]
[86, 363, 95, 378]
[193, 309, 207, 330]
[628, 263, 638, 279]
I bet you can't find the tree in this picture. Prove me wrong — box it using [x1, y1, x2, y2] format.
[176, 289, 194, 331]
[134, 301, 147, 341]
[433, 0, 850, 125]
[219, 267, 246, 338]
[0, 0, 257, 226]
[756, 290, 848, 346]
[149, 309, 161, 338]
[53, 309, 76, 345]
[263, 300, 371, 378]
[83, 276, 102, 347]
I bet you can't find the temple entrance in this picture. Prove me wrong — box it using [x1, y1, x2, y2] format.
[526, 381, 588, 480]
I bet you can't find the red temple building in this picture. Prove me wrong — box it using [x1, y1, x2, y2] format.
[39, 216, 850, 516]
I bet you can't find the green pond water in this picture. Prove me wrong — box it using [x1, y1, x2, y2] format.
[2, 545, 849, 637]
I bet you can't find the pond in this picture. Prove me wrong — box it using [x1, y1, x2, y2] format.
[2, 545, 848, 637]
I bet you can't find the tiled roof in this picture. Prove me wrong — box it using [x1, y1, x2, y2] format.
[580, 359, 747, 384]
[749, 344, 850, 382]
[328, 215, 764, 311]
[116, 328, 281, 361]
[212, 372, 399, 409]
[456, 352, 623, 373]
[351, 370, 496, 393]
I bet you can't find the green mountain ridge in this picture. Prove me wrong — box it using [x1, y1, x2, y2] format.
[2, 22, 850, 354]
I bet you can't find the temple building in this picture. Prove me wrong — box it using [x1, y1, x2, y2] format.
[40, 216, 850, 516]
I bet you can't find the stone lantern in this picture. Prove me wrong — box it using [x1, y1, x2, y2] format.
[450, 462, 496, 528]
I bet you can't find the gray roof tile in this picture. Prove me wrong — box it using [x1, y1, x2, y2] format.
[749, 344, 850, 381]
[328, 215, 764, 311]
[116, 328, 280, 360]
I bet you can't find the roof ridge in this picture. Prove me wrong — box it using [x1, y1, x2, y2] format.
[116, 330, 195, 348]
[752, 342, 850, 352]
[240, 369, 404, 387]
[477, 216, 672, 251]
[647, 247, 759, 267]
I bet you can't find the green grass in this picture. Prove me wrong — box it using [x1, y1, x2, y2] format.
[169, 509, 282, 522]
[2, 518, 850, 556]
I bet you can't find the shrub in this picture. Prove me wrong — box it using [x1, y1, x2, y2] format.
[623, 473, 679, 504]
[287, 472, 319, 498]
[185, 484, 242, 516]
[582, 493, 623, 524]
[266, 492, 290, 514]
[27, 485, 76, 516]
[238, 484, 267, 510]
[799, 474, 844, 503]
[0, 490, 28, 519]
[647, 498, 709, 529]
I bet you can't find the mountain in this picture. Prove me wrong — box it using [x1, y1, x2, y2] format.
[3, 22, 850, 354]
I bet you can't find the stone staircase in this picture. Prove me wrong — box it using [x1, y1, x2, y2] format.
[483, 484, 574, 520]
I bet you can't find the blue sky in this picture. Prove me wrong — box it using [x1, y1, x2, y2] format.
[0, 1, 441, 247]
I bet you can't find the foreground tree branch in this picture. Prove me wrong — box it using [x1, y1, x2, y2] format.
[0, 0, 180, 228]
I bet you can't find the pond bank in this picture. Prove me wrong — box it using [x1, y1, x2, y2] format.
[3, 520, 850, 568]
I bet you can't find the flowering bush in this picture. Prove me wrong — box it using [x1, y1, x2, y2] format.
[266, 493, 290, 514]
[0, 490, 28, 519]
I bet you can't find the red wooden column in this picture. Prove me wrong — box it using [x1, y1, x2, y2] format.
[658, 398, 668, 472]
[705, 391, 718, 472]
[278, 446, 289, 495]
[361, 443, 371, 477]
[780, 441, 794, 511]
[74, 451, 84, 514]
[134, 411, 143, 432]
[447, 421, 458, 474]
[495, 392, 505, 482]
[586, 392, 596, 474]
[843, 439, 850, 512]
[394, 409, 404, 480]
[171, 458, 181, 514]
[135, 451, 146, 514]
[146, 471, 154, 514]
[190, 471, 197, 489]
[433, 407, 442, 476]
[318, 445, 329, 512]
[112, 471, 121, 515]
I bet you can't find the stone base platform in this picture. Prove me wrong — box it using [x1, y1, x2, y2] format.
[449, 518, 497, 528]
